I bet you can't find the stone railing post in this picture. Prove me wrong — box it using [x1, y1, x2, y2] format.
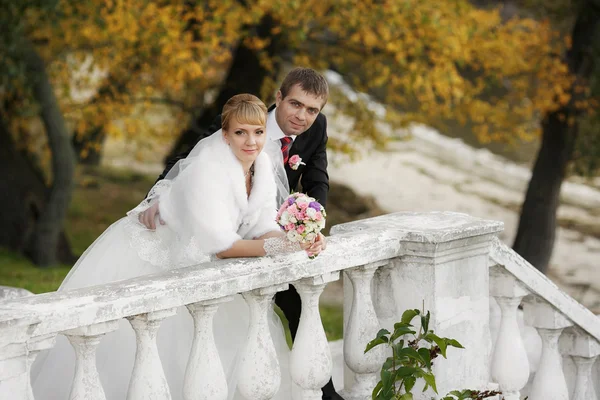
[343, 261, 388, 400]
[0, 312, 39, 399]
[127, 309, 177, 400]
[25, 334, 56, 399]
[371, 263, 398, 332]
[333, 212, 503, 397]
[489, 267, 530, 400]
[523, 297, 573, 400]
[560, 329, 600, 400]
[290, 272, 340, 400]
[184, 296, 234, 400]
[64, 320, 120, 400]
[237, 284, 289, 400]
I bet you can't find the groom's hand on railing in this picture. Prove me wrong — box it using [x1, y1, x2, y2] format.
[138, 202, 165, 230]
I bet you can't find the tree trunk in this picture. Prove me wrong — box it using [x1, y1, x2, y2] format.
[21, 42, 76, 267]
[0, 112, 74, 264]
[512, 116, 577, 271]
[166, 14, 286, 161]
[72, 125, 105, 166]
[512, 1, 600, 273]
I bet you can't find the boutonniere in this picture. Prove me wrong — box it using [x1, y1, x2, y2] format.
[288, 155, 306, 170]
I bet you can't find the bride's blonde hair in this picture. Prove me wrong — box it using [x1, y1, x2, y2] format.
[221, 94, 268, 131]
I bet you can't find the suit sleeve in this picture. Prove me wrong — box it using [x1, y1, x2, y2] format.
[301, 116, 329, 208]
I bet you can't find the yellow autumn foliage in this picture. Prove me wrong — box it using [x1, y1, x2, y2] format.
[3, 0, 575, 155]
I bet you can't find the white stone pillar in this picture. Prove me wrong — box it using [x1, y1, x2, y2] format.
[126, 308, 177, 400]
[343, 261, 387, 400]
[523, 298, 573, 400]
[371, 263, 397, 332]
[560, 329, 600, 400]
[333, 212, 502, 397]
[237, 284, 289, 400]
[65, 321, 120, 400]
[25, 334, 56, 399]
[489, 267, 530, 400]
[183, 297, 234, 400]
[290, 272, 340, 400]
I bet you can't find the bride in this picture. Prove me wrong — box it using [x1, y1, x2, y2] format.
[31, 94, 324, 399]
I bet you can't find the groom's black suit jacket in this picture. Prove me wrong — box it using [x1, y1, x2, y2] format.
[156, 105, 330, 207]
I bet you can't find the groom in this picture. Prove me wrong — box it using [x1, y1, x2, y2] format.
[141, 67, 343, 400]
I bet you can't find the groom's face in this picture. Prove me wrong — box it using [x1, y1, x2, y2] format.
[275, 84, 325, 136]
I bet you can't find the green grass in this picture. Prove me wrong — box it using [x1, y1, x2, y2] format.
[276, 303, 344, 346]
[1, 165, 344, 341]
[0, 249, 70, 294]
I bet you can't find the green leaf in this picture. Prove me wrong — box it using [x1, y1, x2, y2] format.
[382, 357, 394, 371]
[381, 369, 393, 391]
[371, 380, 383, 400]
[397, 347, 425, 365]
[425, 333, 448, 358]
[390, 325, 417, 342]
[377, 328, 391, 339]
[417, 347, 432, 369]
[404, 376, 417, 393]
[399, 393, 413, 400]
[400, 309, 420, 325]
[421, 310, 431, 333]
[447, 339, 464, 349]
[396, 366, 421, 378]
[365, 337, 388, 353]
[422, 372, 438, 394]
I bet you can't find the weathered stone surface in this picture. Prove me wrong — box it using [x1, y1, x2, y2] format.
[0, 286, 33, 301]
[490, 237, 600, 341]
[330, 211, 504, 243]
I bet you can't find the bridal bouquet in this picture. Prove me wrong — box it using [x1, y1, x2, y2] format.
[276, 193, 326, 259]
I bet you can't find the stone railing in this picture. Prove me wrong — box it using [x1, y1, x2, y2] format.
[0, 212, 598, 399]
[487, 237, 600, 400]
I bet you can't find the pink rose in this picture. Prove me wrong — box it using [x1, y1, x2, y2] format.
[288, 155, 306, 170]
[285, 223, 296, 231]
[296, 225, 305, 234]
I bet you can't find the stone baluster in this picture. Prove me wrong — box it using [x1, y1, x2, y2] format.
[344, 261, 388, 400]
[560, 328, 600, 400]
[25, 334, 56, 399]
[126, 308, 177, 400]
[371, 263, 397, 332]
[237, 284, 289, 400]
[489, 267, 530, 400]
[0, 314, 39, 399]
[183, 297, 234, 400]
[290, 272, 340, 400]
[523, 298, 573, 400]
[65, 320, 120, 400]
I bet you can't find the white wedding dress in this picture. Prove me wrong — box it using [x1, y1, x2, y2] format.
[31, 133, 298, 399]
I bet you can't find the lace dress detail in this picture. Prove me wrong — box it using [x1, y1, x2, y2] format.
[122, 180, 210, 269]
[263, 237, 301, 256]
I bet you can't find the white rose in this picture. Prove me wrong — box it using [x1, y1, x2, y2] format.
[306, 208, 317, 218]
[289, 216, 297, 224]
[287, 230, 300, 242]
[279, 211, 290, 225]
[304, 232, 317, 242]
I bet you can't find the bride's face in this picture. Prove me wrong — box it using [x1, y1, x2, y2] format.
[223, 119, 266, 166]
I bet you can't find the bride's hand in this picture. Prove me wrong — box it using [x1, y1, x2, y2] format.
[305, 233, 326, 256]
[139, 202, 164, 230]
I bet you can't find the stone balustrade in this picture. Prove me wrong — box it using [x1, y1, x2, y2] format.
[489, 237, 600, 400]
[0, 212, 598, 400]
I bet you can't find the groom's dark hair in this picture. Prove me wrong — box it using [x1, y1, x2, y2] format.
[280, 67, 329, 105]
